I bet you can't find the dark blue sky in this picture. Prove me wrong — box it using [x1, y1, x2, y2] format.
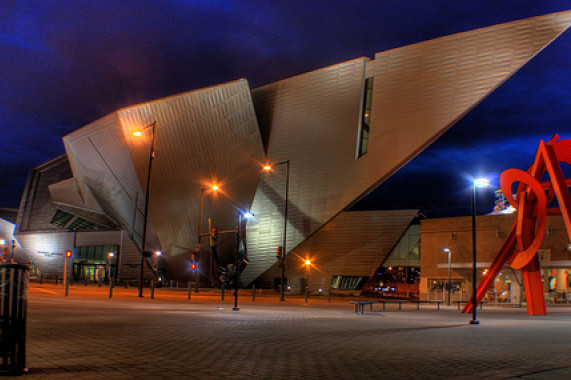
[2, 1, 571, 217]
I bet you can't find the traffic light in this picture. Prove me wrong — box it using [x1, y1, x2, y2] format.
[276, 246, 282, 258]
[190, 252, 198, 271]
[210, 227, 218, 247]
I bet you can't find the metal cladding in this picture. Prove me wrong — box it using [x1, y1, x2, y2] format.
[241, 10, 571, 285]
[64, 80, 265, 266]
[368, 10, 571, 188]
[258, 210, 418, 291]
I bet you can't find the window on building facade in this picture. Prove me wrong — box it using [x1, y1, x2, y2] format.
[331, 275, 367, 290]
[357, 76, 374, 158]
[67, 217, 103, 231]
[50, 210, 74, 228]
[73, 245, 119, 280]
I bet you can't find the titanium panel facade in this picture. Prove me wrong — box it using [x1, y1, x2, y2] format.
[119, 79, 264, 267]
[63, 112, 147, 248]
[63, 80, 264, 275]
[367, 10, 571, 195]
[242, 10, 571, 286]
[258, 210, 418, 292]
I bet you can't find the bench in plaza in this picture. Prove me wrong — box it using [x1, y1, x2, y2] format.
[351, 299, 445, 314]
[411, 300, 444, 310]
[350, 300, 379, 314]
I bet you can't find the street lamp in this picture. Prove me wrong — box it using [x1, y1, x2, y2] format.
[443, 248, 452, 305]
[108, 252, 115, 298]
[470, 177, 490, 325]
[132, 121, 157, 298]
[197, 184, 220, 287]
[305, 259, 311, 303]
[234, 211, 254, 311]
[263, 160, 290, 302]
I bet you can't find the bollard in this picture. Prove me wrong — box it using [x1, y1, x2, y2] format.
[252, 284, 256, 302]
[328, 287, 332, 303]
[187, 281, 192, 300]
[55, 274, 58, 286]
[0, 264, 29, 375]
[305, 286, 309, 303]
[109, 278, 114, 298]
[65, 277, 70, 297]
[150, 279, 155, 299]
[221, 284, 225, 301]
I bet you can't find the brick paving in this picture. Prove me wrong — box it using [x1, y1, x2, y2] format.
[13, 284, 571, 379]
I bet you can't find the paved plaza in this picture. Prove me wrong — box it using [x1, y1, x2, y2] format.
[15, 284, 571, 379]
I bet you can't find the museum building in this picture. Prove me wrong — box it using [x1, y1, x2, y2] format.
[5, 10, 571, 295]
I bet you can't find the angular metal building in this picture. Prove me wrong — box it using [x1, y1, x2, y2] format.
[14, 10, 571, 292]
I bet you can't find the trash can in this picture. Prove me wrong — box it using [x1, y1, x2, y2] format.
[0, 264, 28, 376]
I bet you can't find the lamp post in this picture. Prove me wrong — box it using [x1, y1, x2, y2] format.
[152, 251, 161, 299]
[470, 178, 490, 325]
[233, 211, 254, 311]
[133, 121, 157, 298]
[108, 252, 115, 298]
[197, 185, 219, 287]
[305, 259, 311, 303]
[64, 250, 72, 297]
[444, 248, 451, 305]
[263, 160, 290, 302]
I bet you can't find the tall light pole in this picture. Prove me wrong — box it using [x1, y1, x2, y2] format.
[234, 211, 254, 311]
[444, 248, 451, 305]
[263, 160, 290, 302]
[305, 259, 311, 303]
[470, 178, 490, 325]
[197, 185, 219, 287]
[132, 121, 157, 298]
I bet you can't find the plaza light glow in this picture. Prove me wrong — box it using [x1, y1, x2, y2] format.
[132, 131, 143, 137]
[305, 259, 311, 265]
[474, 178, 490, 188]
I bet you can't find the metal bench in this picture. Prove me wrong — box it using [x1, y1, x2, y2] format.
[350, 300, 378, 314]
[411, 300, 444, 310]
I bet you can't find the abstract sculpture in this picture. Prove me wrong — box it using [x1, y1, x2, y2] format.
[463, 135, 571, 315]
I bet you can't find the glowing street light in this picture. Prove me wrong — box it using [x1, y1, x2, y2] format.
[304, 258, 311, 303]
[132, 120, 157, 298]
[443, 248, 452, 305]
[470, 177, 490, 325]
[263, 160, 290, 302]
[233, 211, 254, 311]
[108, 252, 115, 298]
[197, 184, 220, 287]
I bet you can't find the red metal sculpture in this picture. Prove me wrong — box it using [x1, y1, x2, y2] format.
[462, 135, 571, 316]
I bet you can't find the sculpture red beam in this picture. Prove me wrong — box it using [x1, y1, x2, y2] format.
[463, 136, 571, 316]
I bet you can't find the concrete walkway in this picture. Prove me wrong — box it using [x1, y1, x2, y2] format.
[12, 284, 571, 379]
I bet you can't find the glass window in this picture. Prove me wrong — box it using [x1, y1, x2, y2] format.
[50, 210, 74, 228]
[357, 77, 374, 158]
[331, 275, 367, 290]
